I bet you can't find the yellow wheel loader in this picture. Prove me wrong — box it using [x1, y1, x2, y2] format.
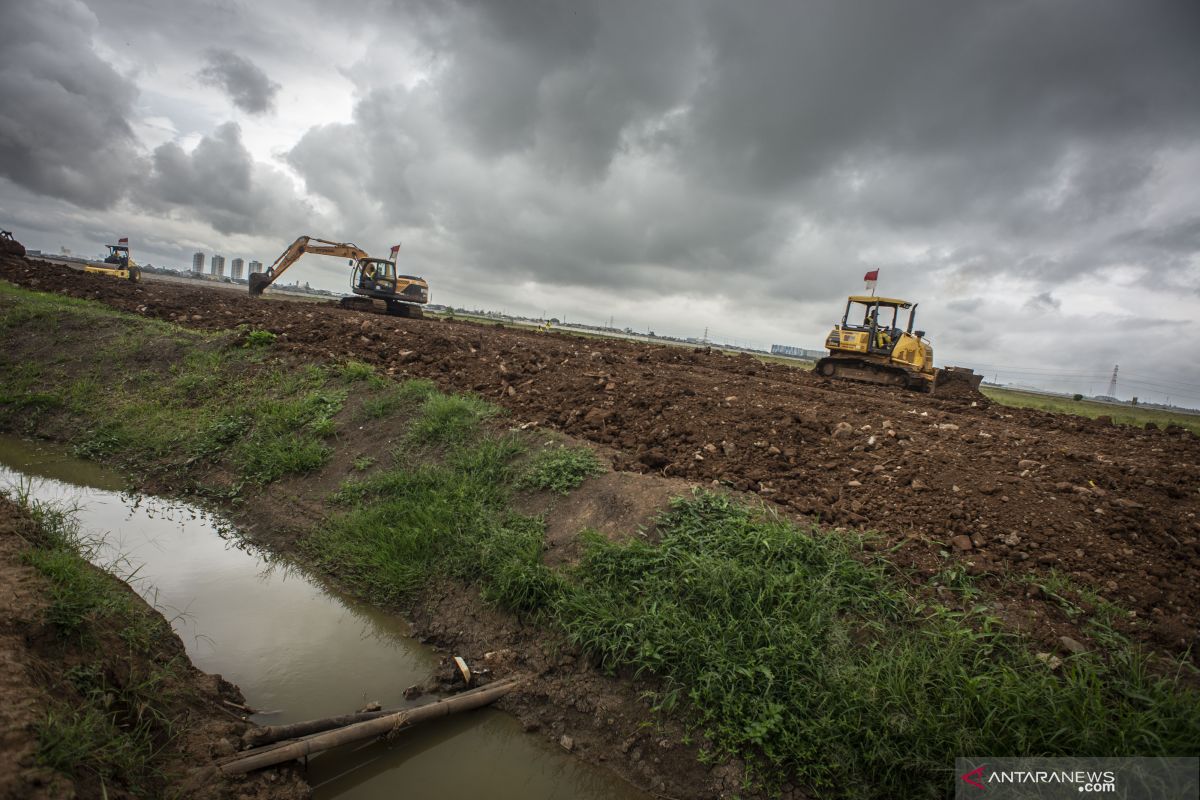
[816, 295, 982, 395]
[84, 241, 140, 282]
[249, 235, 429, 318]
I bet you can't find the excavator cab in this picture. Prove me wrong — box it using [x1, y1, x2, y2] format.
[353, 258, 396, 293]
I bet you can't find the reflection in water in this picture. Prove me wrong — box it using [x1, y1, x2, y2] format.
[0, 436, 647, 800]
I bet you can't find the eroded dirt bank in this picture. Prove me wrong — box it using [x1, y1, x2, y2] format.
[3, 254, 1197, 659]
[0, 496, 307, 800]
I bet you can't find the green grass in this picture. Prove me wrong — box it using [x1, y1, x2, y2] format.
[983, 387, 1200, 435]
[0, 282, 347, 487]
[359, 378, 438, 420]
[307, 387, 1199, 799]
[11, 491, 181, 796]
[518, 445, 606, 494]
[243, 329, 276, 348]
[554, 492, 1200, 796]
[308, 387, 552, 608]
[404, 391, 499, 447]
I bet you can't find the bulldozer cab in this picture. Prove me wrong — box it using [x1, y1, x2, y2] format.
[840, 296, 916, 354]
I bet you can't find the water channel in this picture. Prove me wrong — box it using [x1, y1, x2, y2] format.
[0, 434, 647, 800]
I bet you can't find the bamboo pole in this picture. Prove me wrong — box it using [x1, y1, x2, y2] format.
[243, 706, 400, 748]
[219, 678, 522, 775]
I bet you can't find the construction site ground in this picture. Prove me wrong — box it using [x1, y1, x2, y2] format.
[3, 254, 1198, 662]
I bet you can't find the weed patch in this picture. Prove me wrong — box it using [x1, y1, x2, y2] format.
[554, 492, 1200, 796]
[518, 445, 605, 494]
[405, 391, 499, 447]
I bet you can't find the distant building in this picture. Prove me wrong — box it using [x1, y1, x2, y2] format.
[248, 259, 262, 275]
[191, 252, 204, 273]
[771, 344, 824, 360]
[231, 257, 244, 280]
[210, 254, 225, 276]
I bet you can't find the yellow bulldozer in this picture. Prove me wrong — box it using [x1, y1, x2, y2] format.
[84, 239, 140, 282]
[248, 236, 429, 318]
[816, 295, 982, 395]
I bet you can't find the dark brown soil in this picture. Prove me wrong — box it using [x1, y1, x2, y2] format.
[4, 255, 1195, 661]
[0, 497, 307, 800]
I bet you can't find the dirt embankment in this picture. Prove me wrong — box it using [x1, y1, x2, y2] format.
[0, 497, 307, 800]
[3, 254, 1196, 659]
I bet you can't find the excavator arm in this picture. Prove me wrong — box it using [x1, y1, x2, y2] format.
[249, 236, 369, 296]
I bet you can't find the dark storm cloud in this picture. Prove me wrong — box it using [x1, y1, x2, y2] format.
[197, 49, 281, 114]
[312, 0, 1198, 303]
[0, 0, 141, 208]
[141, 122, 312, 235]
[1024, 292, 1061, 313]
[435, 0, 701, 178]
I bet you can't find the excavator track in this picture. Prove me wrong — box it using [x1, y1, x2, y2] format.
[335, 297, 425, 319]
[814, 356, 931, 392]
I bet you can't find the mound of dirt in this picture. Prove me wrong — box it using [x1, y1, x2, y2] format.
[2, 254, 1198, 660]
[0, 233, 25, 257]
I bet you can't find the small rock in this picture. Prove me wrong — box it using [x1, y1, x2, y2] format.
[950, 535, 973, 551]
[559, 735, 576, 752]
[211, 738, 237, 758]
[722, 441, 736, 456]
[1059, 636, 1087, 655]
[847, 480, 863, 488]
[1035, 652, 1063, 670]
[723, 395, 738, 403]
[832, 421, 854, 438]
[703, 443, 718, 453]
[1017, 459, 1039, 470]
[937, 423, 959, 431]
[910, 478, 928, 491]
[767, 445, 781, 455]
[506, 385, 517, 396]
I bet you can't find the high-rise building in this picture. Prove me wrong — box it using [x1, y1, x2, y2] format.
[210, 254, 225, 276]
[231, 258, 245, 280]
[248, 259, 262, 274]
[192, 252, 204, 273]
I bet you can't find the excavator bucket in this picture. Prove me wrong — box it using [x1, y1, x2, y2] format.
[248, 271, 272, 296]
[933, 366, 984, 398]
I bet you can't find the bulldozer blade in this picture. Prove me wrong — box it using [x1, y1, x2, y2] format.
[933, 366, 984, 397]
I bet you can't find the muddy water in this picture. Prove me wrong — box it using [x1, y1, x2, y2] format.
[0, 435, 646, 800]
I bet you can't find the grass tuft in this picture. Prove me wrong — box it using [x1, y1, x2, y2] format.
[404, 392, 499, 447]
[518, 445, 606, 494]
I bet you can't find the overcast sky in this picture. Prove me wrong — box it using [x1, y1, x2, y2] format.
[2, 0, 1198, 405]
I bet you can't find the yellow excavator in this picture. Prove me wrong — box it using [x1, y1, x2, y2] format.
[248, 236, 429, 318]
[84, 240, 140, 282]
[816, 295, 982, 395]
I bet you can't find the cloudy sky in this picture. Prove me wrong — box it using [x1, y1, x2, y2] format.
[2, 0, 1198, 404]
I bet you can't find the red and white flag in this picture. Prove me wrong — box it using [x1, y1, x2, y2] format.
[389, 243, 401, 258]
[118, 237, 129, 245]
[863, 269, 878, 290]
